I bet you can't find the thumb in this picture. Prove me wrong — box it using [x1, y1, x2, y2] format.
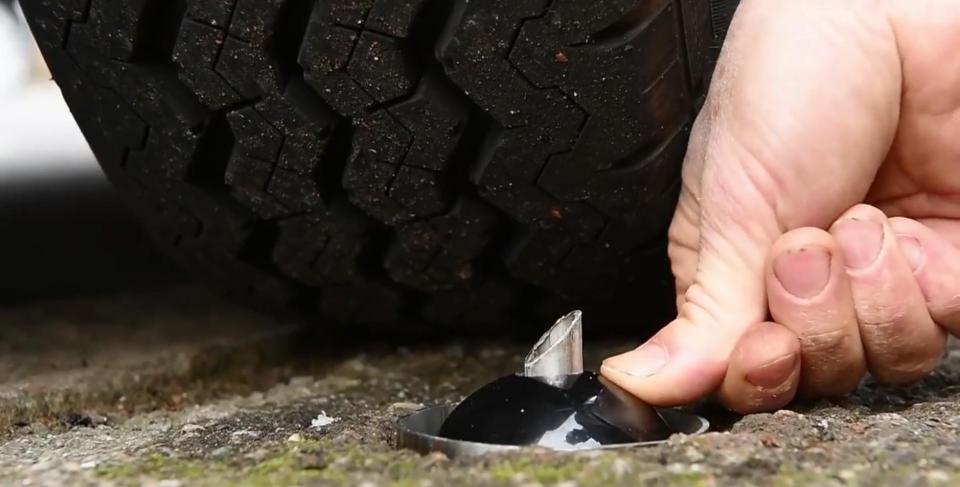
[602, 0, 903, 406]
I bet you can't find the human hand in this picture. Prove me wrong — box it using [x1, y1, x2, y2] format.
[601, 0, 960, 413]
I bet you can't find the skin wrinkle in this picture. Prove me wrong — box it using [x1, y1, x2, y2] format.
[686, 142, 796, 351]
[700, 163, 780, 252]
[669, 114, 712, 302]
[875, 193, 960, 221]
[679, 285, 731, 332]
[883, 1, 908, 101]
[778, 291, 862, 393]
[796, 328, 848, 355]
[668, 205, 699, 288]
[847, 5, 903, 129]
[856, 310, 915, 369]
[721, 134, 786, 227]
[932, 299, 960, 317]
[689, 241, 765, 315]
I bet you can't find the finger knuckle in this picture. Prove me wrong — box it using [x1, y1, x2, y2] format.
[857, 302, 909, 331]
[798, 328, 850, 355]
[871, 353, 940, 385]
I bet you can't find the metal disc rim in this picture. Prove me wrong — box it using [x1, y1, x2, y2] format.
[396, 404, 710, 458]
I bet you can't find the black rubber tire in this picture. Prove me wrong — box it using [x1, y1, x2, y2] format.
[22, 0, 739, 337]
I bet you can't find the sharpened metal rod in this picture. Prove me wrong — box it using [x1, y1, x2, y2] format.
[522, 310, 583, 387]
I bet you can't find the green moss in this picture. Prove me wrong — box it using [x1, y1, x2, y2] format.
[768, 467, 836, 487]
[486, 456, 586, 484]
[767, 463, 960, 487]
[243, 451, 325, 485]
[670, 472, 716, 487]
[97, 441, 327, 486]
[94, 438, 440, 487]
[95, 438, 958, 487]
[97, 454, 229, 484]
[388, 480, 422, 487]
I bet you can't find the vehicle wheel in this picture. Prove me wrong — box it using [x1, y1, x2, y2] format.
[21, 0, 739, 336]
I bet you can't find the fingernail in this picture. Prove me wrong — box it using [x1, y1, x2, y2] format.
[897, 235, 923, 271]
[745, 353, 798, 389]
[834, 218, 884, 269]
[603, 343, 669, 378]
[773, 246, 831, 298]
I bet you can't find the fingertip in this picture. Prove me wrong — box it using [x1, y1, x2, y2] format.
[601, 342, 670, 381]
[736, 323, 801, 384]
[767, 228, 839, 306]
[888, 217, 960, 335]
[719, 322, 801, 414]
[601, 320, 729, 407]
[767, 228, 836, 297]
[600, 358, 727, 408]
[888, 217, 930, 273]
[896, 234, 924, 272]
[768, 227, 836, 256]
[771, 245, 832, 299]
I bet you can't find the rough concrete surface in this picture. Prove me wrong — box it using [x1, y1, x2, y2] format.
[3, 286, 960, 486]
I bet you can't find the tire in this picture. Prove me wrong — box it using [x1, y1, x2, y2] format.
[21, 0, 739, 337]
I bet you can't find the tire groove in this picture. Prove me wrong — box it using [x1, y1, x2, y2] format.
[377, 0, 523, 312]
[60, 0, 92, 48]
[576, 0, 672, 49]
[672, 0, 696, 107]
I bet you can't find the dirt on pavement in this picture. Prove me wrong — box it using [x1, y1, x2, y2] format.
[2, 285, 960, 486]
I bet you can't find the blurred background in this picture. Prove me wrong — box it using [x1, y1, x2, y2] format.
[0, 1, 181, 304]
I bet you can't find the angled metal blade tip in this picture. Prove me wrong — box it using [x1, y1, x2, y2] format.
[523, 310, 583, 385]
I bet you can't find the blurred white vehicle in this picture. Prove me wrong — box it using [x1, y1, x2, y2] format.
[0, 1, 29, 95]
[0, 0, 96, 178]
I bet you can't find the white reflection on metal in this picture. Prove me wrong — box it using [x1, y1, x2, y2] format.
[522, 310, 583, 387]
